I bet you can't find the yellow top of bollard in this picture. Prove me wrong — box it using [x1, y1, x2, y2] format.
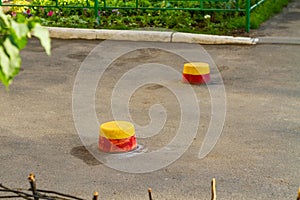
[100, 121, 135, 139]
[183, 62, 210, 75]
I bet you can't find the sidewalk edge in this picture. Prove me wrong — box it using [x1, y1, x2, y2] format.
[47, 27, 259, 45]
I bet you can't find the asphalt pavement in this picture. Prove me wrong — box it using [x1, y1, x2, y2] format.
[0, 0, 299, 199]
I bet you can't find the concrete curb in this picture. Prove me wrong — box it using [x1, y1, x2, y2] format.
[172, 32, 258, 44]
[47, 27, 259, 45]
[48, 27, 172, 42]
[257, 37, 300, 45]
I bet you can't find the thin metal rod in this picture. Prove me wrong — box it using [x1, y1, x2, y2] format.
[36, 189, 85, 200]
[297, 187, 300, 200]
[0, 184, 33, 200]
[148, 188, 152, 200]
[28, 173, 39, 200]
[0, 195, 27, 198]
[250, 0, 266, 11]
[93, 191, 98, 200]
[245, 0, 251, 32]
[211, 178, 216, 200]
[94, 0, 100, 24]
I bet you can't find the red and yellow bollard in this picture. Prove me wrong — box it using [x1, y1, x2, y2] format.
[98, 121, 137, 153]
[182, 62, 210, 84]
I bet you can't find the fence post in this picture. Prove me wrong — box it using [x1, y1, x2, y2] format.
[200, 0, 203, 9]
[95, 0, 100, 24]
[245, 0, 250, 32]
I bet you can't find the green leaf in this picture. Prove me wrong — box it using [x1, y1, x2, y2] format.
[10, 20, 29, 39]
[16, 14, 26, 23]
[0, 45, 13, 89]
[27, 17, 41, 30]
[32, 24, 51, 55]
[0, 68, 11, 89]
[0, 46, 11, 77]
[3, 38, 20, 59]
[9, 34, 28, 50]
[0, 8, 50, 89]
[0, 8, 10, 27]
[3, 38, 21, 76]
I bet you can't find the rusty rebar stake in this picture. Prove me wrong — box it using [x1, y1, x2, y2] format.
[297, 187, 300, 200]
[93, 191, 99, 200]
[211, 178, 216, 200]
[148, 188, 153, 200]
[28, 173, 39, 200]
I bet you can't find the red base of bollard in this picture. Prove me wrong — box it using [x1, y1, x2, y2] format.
[98, 135, 137, 153]
[182, 73, 210, 84]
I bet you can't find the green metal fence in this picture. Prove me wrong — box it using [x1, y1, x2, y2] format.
[0, 0, 266, 32]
